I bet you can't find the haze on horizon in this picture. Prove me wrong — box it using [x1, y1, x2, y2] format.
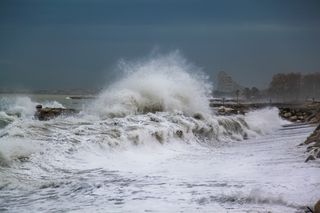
[0, 0, 320, 90]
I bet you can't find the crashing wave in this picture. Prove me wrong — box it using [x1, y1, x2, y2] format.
[90, 51, 212, 118]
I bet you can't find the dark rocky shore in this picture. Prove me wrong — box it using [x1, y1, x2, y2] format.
[304, 123, 320, 162]
[212, 101, 320, 163]
[212, 101, 320, 211]
[277, 102, 320, 163]
[278, 102, 320, 124]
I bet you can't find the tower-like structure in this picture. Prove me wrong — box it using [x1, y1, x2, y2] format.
[216, 71, 242, 93]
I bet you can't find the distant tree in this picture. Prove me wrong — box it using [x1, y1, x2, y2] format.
[268, 73, 301, 101]
[286, 73, 301, 100]
[242, 87, 260, 100]
[269, 74, 286, 100]
[250, 87, 260, 99]
[242, 87, 251, 100]
[301, 73, 320, 100]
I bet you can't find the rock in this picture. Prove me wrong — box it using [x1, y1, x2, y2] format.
[176, 130, 183, 138]
[150, 116, 160, 122]
[290, 116, 298, 122]
[193, 113, 204, 120]
[307, 110, 320, 124]
[36, 104, 42, 110]
[243, 132, 248, 140]
[278, 104, 320, 124]
[283, 112, 292, 118]
[305, 155, 316, 162]
[217, 106, 238, 115]
[34, 105, 78, 121]
[304, 124, 320, 162]
[152, 131, 164, 143]
[309, 117, 318, 124]
[304, 124, 320, 145]
[315, 200, 320, 213]
[307, 146, 315, 152]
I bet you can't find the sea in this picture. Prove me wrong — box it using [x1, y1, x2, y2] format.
[0, 54, 319, 212]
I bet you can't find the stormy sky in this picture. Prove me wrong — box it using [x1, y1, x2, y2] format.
[0, 0, 320, 90]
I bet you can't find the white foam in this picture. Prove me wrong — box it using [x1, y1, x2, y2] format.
[0, 138, 41, 166]
[244, 107, 290, 135]
[0, 96, 65, 119]
[6, 96, 37, 118]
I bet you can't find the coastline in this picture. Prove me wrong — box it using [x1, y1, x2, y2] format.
[211, 101, 320, 163]
[1, 96, 319, 211]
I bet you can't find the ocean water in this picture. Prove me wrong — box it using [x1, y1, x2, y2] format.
[0, 53, 319, 212]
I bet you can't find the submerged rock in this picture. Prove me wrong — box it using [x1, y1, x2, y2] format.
[176, 130, 183, 138]
[193, 113, 204, 120]
[305, 155, 316, 162]
[34, 105, 78, 121]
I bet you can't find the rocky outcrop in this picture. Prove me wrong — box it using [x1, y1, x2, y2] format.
[216, 106, 239, 115]
[213, 104, 249, 116]
[304, 124, 320, 162]
[266, 102, 320, 163]
[34, 105, 78, 121]
[279, 108, 315, 123]
[277, 102, 320, 162]
[279, 102, 320, 123]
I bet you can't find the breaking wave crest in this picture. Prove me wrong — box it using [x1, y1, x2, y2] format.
[91, 51, 212, 118]
[0, 107, 285, 168]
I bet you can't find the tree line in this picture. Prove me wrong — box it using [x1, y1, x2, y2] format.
[268, 73, 320, 101]
[213, 72, 320, 102]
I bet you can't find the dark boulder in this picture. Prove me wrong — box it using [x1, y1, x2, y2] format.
[305, 155, 316, 162]
[278, 106, 320, 123]
[34, 105, 78, 121]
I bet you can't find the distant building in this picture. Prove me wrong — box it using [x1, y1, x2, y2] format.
[216, 71, 242, 93]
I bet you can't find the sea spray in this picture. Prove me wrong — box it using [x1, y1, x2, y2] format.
[91, 51, 212, 118]
[0, 96, 36, 118]
[0, 96, 65, 120]
[245, 107, 290, 134]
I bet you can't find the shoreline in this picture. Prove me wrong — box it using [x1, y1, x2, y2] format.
[1, 98, 319, 211]
[212, 101, 320, 163]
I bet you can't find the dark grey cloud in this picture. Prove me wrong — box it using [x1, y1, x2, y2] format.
[0, 0, 320, 89]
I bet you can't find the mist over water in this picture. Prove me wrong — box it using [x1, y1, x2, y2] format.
[0, 53, 319, 212]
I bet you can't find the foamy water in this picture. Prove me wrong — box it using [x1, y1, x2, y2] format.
[0, 53, 319, 212]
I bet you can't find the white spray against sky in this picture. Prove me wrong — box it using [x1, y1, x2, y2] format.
[92, 51, 212, 118]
